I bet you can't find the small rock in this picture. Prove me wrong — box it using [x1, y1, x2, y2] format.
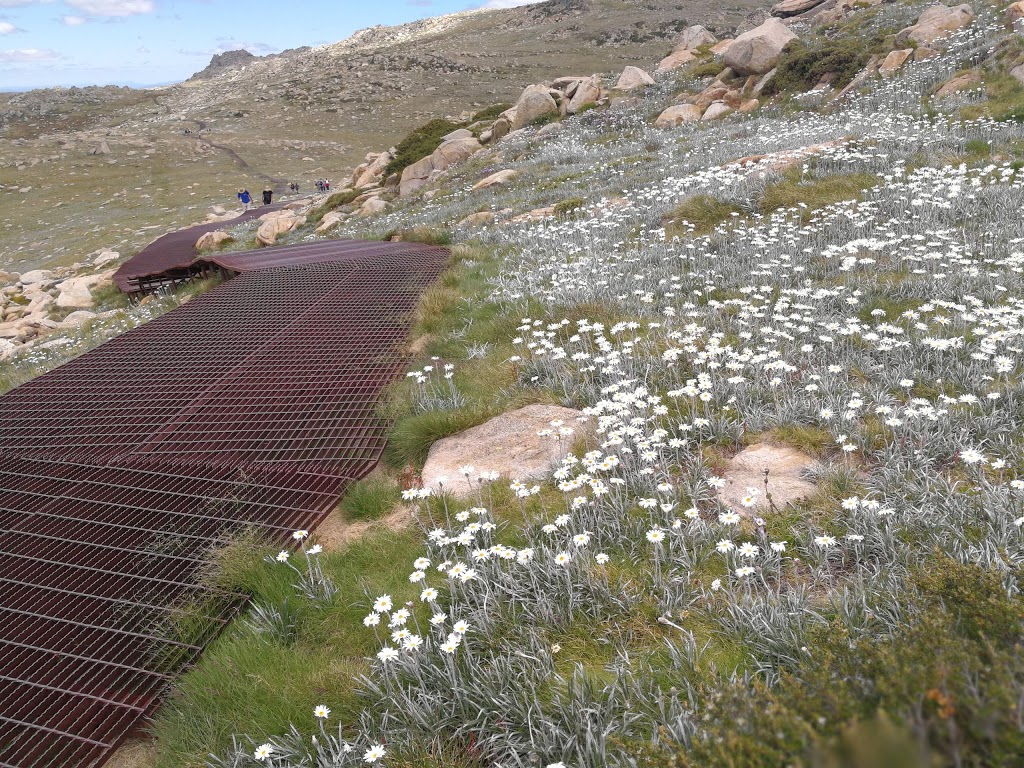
[315, 211, 346, 233]
[256, 213, 305, 246]
[613, 66, 655, 91]
[655, 104, 704, 128]
[702, 101, 734, 120]
[55, 278, 95, 310]
[195, 230, 233, 251]
[771, 0, 826, 17]
[93, 250, 120, 266]
[457, 211, 495, 228]
[441, 128, 474, 143]
[676, 24, 718, 51]
[657, 49, 697, 73]
[60, 310, 98, 327]
[566, 74, 603, 114]
[511, 84, 560, 130]
[934, 70, 982, 98]
[720, 443, 818, 512]
[358, 197, 388, 217]
[1010, 1, 1024, 21]
[472, 169, 518, 191]
[879, 48, 913, 78]
[1010, 64, 1024, 87]
[19, 270, 54, 285]
[896, 3, 974, 46]
[420, 404, 589, 497]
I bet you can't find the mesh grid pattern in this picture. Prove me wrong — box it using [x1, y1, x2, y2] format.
[0, 243, 447, 767]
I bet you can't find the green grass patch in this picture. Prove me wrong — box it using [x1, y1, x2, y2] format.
[663, 194, 746, 238]
[760, 172, 879, 218]
[961, 70, 1024, 123]
[339, 473, 402, 522]
[152, 529, 426, 767]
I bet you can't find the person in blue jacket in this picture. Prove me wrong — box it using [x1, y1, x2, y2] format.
[238, 188, 252, 211]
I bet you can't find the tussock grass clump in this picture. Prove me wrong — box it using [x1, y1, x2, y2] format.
[384, 119, 466, 178]
[339, 473, 401, 522]
[664, 194, 746, 237]
[387, 225, 452, 246]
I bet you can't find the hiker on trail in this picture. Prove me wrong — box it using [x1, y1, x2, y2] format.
[262, 188, 273, 205]
[237, 188, 252, 211]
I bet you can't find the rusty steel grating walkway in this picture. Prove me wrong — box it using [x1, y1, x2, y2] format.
[0, 244, 448, 767]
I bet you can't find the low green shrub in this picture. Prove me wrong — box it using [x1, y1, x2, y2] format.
[554, 197, 586, 217]
[384, 118, 466, 178]
[671, 559, 1024, 767]
[472, 102, 513, 122]
[766, 38, 874, 94]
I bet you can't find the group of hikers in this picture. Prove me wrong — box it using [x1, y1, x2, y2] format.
[235, 179, 333, 211]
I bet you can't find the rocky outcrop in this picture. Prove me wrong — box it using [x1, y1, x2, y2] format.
[511, 84, 560, 130]
[613, 66, 655, 91]
[420, 404, 588, 497]
[399, 135, 483, 197]
[351, 149, 395, 188]
[189, 49, 257, 81]
[256, 213, 305, 246]
[896, 4, 974, 46]
[722, 18, 798, 76]
[566, 75, 603, 114]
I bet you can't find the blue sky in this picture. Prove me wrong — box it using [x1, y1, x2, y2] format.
[0, 0, 542, 90]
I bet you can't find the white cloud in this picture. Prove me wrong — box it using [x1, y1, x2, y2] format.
[65, 0, 154, 16]
[0, 21, 16, 34]
[0, 47, 60, 62]
[477, 0, 544, 8]
[0, 1, 53, 7]
[62, 15, 86, 25]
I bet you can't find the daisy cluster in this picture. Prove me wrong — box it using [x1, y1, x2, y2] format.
[218, 3, 1024, 765]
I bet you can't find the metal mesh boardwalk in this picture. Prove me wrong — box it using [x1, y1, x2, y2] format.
[0, 243, 448, 767]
